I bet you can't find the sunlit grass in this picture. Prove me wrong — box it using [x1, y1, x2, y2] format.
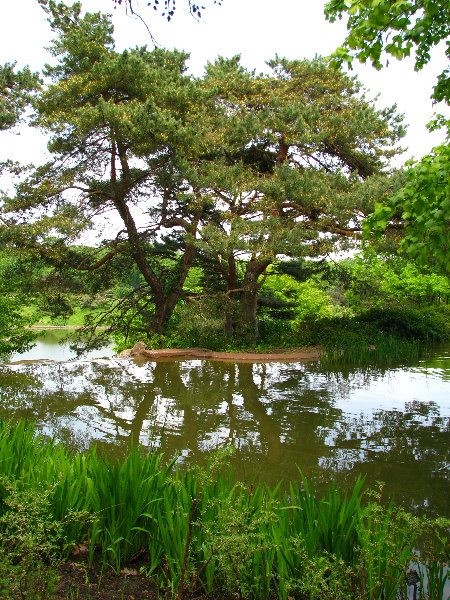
[21, 302, 103, 327]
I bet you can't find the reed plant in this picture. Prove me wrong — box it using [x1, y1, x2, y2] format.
[423, 559, 449, 600]
[324, 333, 421, 365]
[86, 444, 174, 572]
[283, 471, 364, 562]
[0, 418, 59, 483]
[0, 419, 448, 600]
[415, 523, 449, 600]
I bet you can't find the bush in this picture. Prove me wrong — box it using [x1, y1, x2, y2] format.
[168, 298, 228, 350]
[0, 477, 61, 600]
[358, 307, 450, 342]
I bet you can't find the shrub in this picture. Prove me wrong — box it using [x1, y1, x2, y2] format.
[0, 477, 61, 600]
[358, 307, 450, 342]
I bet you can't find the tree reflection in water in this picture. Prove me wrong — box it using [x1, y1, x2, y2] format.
[0, 347, 448, 517]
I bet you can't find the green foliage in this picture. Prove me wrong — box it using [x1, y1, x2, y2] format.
[355, 485, 423, 600]
[256, 318, 297, 349]
[295, 304, 448, 365]
[417, 523, 450, 600]
[259, 271, 336, 321]
[87, 447, 170, 573]
[365, 137, 450, 274]
[282, 471, 364, 563]
[0, 248, 38, 360]
[0, 295, 36, 360]
[345, 254, 450, 308]
[0, 62, 39, 131]
[168, 298, 228, 350]
[0, 419, 449, 600]
[357, 306, 449, 341]
[325, 0, 450, 102]
[108, 270, 449, 357]
[0, 477, 60, 600]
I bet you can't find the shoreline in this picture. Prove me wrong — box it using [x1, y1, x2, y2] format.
[19, 330, 324, 364]
[28, 325, 108, 330]
[133, 346, 324, 363]
[26, 329, 324, 362]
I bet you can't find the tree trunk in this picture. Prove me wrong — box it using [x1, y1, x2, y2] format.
[240, 259, 270, 343]
[225, 255, 237, 340]
[111, 140, 199, 337]
[151, 293, 169, 334]
[150, 243, 196, 334]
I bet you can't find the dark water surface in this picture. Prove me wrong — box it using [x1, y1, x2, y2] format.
[1, 332, 449, 518]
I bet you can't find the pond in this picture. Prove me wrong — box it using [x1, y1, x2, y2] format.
[1, 331, 449, 518]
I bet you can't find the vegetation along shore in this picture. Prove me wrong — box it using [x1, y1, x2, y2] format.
[0, 419, 449, 600]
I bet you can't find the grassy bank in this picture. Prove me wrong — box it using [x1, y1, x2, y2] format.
[21, 301, 103, 328]
[110, 305, 450, 367]
[0, 420, 448, 600]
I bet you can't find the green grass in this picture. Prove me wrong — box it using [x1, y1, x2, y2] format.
[22, 302, 103, 327]
[0, 420, 448, 600]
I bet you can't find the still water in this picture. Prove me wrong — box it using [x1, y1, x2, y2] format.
[1, 331, 449, 518]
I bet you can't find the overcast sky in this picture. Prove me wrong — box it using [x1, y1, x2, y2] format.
[1, 0, 448, 169]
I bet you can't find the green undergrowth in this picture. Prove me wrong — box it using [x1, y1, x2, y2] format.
[111, 305, 450, 367]
[255, 306, 448, 365]
[0, 420, 448, 599]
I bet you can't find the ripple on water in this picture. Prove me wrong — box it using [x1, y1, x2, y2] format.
[0, 340, 449, 517]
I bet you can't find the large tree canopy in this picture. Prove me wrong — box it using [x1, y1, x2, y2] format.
[324, 0, 450, 103]
[192, 54, 404, 339]
[1, 1, 405, 343]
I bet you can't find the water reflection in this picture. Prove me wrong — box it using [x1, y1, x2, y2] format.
[0, 345, 449, 517]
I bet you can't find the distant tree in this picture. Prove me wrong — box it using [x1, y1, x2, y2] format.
[324, 0, 450, 103]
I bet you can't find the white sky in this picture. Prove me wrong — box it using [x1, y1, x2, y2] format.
[0, 0, 448, 168]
